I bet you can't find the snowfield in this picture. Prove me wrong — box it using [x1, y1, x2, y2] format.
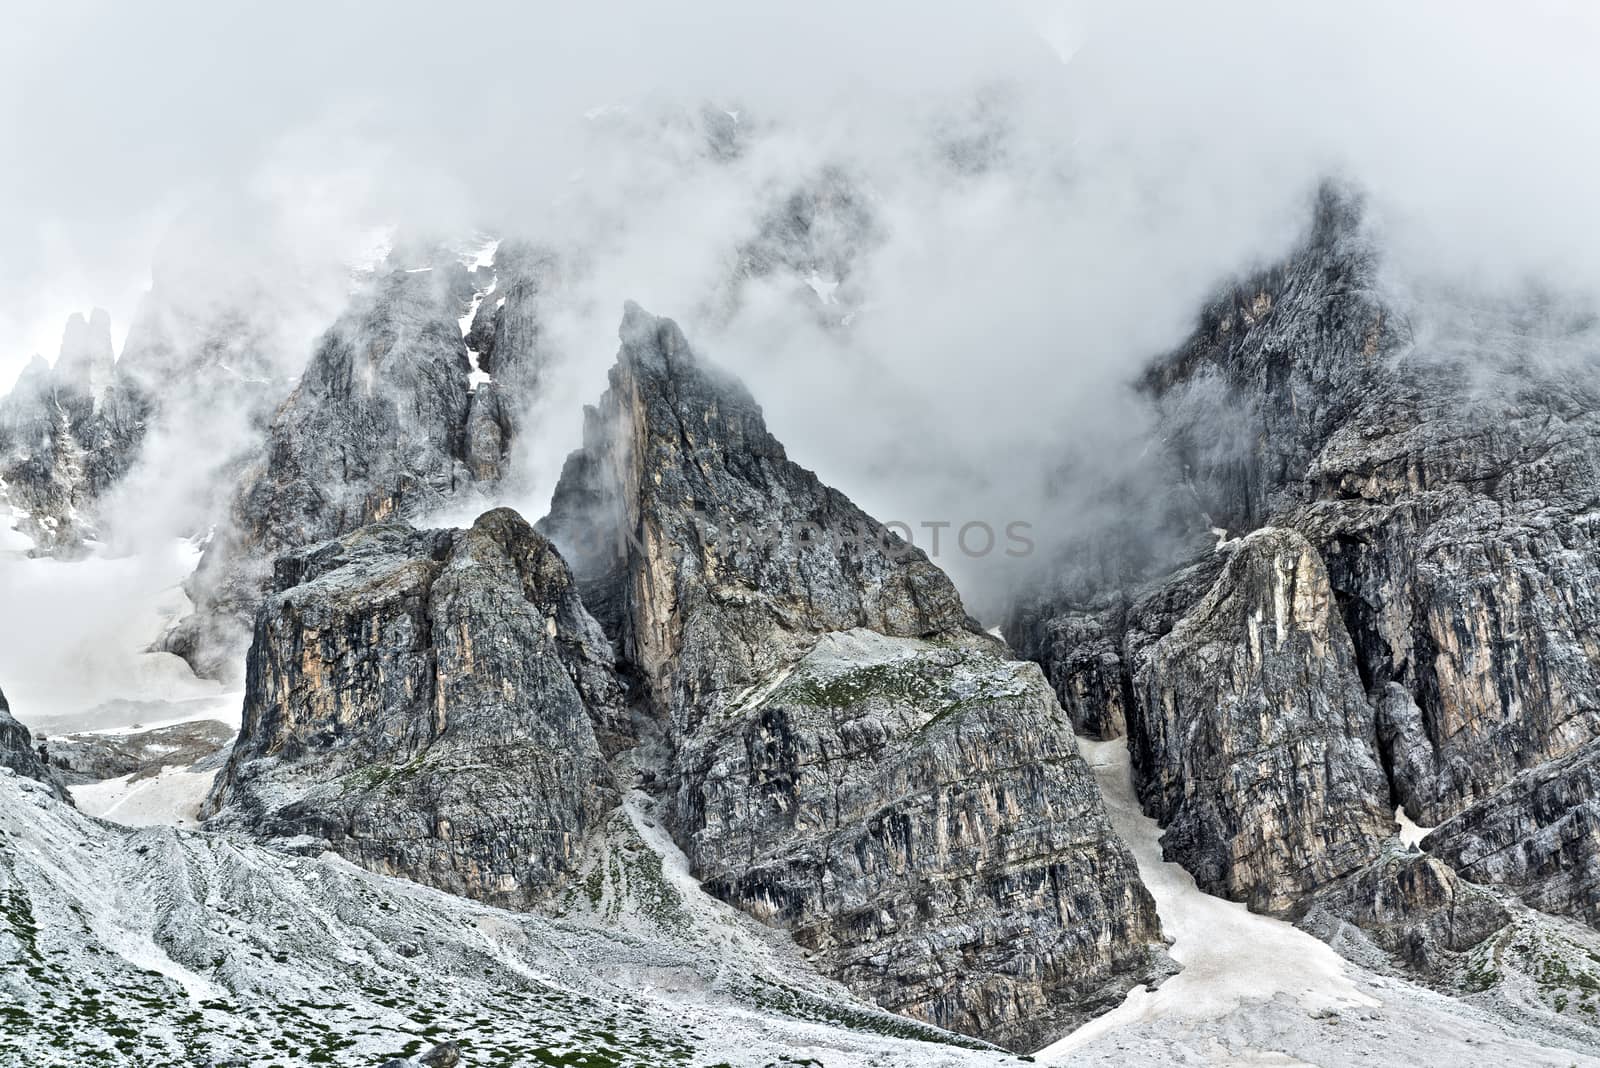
[71, 765, 216, 827]
[1045, 738, 1600, 1067]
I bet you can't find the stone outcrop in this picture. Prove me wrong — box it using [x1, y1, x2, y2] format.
[1009, 185, 1600, 935]
[0, 310, 145, 554]
[542, 304, 1170, 1051]
[1147, 190, 1600, 828]
[676, 628, 1171, 1050]
[0, 683, 69, 801]
[172, 263, 485, 677]
[1425, 740, 1600, 927]
[41, 719, 235, 785]
[1298, 844, 1510, 973]
[231, 266, 478, 567]
[202, 508, 625, 908]
[542, 302, 973, 734]
[459, 242, 559, 485]
[171, 242, 572, 680]
[1128, 527, 1392, 912]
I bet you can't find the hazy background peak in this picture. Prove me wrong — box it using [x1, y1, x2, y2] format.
[4, 1, 1600, 617]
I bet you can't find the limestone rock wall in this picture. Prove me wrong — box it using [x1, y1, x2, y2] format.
[203, 509, 623, 908]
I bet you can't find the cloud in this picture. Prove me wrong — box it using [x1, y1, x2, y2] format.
[4, 0, 1599, 622]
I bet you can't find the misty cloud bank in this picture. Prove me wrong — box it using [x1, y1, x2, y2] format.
[3, 0, 1599, 640]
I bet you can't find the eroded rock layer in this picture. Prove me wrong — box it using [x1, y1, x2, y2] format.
[1425, 741, 1600, 927]
[543, 305, 1170, 1051]
[1128, 527, 1391, 912]
[203, 509, 623, 908]
[1010, 186, 1600, 933]
[542, 301, 973, 734]
[676, 628, 1171, 1050]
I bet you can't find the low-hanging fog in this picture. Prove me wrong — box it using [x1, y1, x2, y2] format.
[3, 1, 1599, 724]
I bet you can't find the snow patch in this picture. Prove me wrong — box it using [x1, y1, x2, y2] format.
[71, 765, 215, 828]
[464, 237, 500, 270]
[1394, 805, 1435, 847]
[805, 271, 841, 305]
[1039, 738, 1376, 1058]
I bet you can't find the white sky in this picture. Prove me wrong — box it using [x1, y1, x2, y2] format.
[3, 2, 1600, 618]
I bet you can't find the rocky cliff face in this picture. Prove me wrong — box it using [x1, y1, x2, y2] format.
[232, 267, 477, 565]
[543, 302, 974, 734]
[1425, 740, 1600, 927]
[0, 684, 69, 801]
[170, 243, 567, 680]
[542, 304, 1170, 1051]
[170, 262, 485, 677]
[675, 628, 1171, 1050]
[1009, 184, 1600, 999]
[1128, 527, 1392, 912]
[203, 509, 625, 908]
[0, 310, 145, 554]
[1297, 843, 1511, 974]
[1143, 191, 1600, 829]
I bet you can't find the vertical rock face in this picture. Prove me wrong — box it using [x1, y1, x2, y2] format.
[1304, 395, 1600, 825]
[1146, 192, 1600, 830]
[542, 301, 973, 734]
[1424, 741, 1600, 926]
[1129, 527, 1390, 912]
[0, 684, 69, 801]
[1026, 610, 1133, 739]
[675, 629, 1170, 1051]
[1010, 185, 1600, 936]
[173, 265, 483, 676]
[233, 267, 476, 559]
[1143, 187, 1396, 535]
[543, 305, 1170, 1052]
[53, 310, 117, 414]
[203, 509, 624, 908]
[460, 242, 559, 485]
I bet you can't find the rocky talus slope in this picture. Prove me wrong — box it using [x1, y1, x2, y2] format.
[1009, 186, 1600, 1006]
[540, 303, 1171, 1050]
[202, 509, 624, 908]
[1, 765, 1022, 1066]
